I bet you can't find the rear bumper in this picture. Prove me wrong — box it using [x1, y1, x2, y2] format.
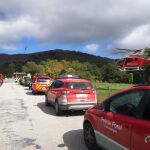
[33, 89, 47, 93]
[59, 102, 96, 110]
[32, 86, 48, 92]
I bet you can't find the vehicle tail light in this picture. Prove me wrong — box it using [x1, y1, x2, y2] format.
[62, 90, 70, 95]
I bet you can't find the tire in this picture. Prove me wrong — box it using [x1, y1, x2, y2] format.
[83, 122, 98, 150]
[55, 101, 62, 115]
[45, 95, 50, 106]
[32, 90, 37, 95]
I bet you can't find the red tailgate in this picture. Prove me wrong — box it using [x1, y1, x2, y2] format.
[66, 89, 96, 103]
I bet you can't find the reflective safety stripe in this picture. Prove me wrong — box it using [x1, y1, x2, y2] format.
[38, 87, 42, 90]
[94, 130, 129, 150]
[34, 83, 46, 91]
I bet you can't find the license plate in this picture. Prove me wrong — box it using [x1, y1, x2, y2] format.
[76, 94, 88, 98]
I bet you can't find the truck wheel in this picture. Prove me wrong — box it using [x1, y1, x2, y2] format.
[55, 101, 62, 115]
[84, 122, 98, 150]
[45, 95, 50, 106]
[32, 90, 37, 95]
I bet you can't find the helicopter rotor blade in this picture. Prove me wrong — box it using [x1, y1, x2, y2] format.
[112, 51, 127, 54]
[116, 48, 144, 55]
[116, 48, 132, 50]
[116, 48, 143, 51]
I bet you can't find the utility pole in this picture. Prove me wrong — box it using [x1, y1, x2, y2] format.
[24, 46, 27, 54]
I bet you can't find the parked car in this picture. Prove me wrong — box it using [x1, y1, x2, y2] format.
[32, 75, 53, 94]
[18, 76, 24, 85]
[83, 85, 150, 150]
[19, 76, 31, 86]
[23, 76, 31, 86]
[15, 77, 19, 83]
[0, 77, 3, 86]
[0, 74, 4, 79]
[29, 74, 47, 90]
[45, 75, 97, 115]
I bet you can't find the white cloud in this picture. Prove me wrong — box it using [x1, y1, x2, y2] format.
[0, 15, 45, 50]
[85, 44, 99, 52]
[0, 44, 17, 51]
[118, 25, 150, 49]
[0, 0, 150, 52]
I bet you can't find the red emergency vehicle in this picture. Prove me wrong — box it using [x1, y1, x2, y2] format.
[83, 85, 150, 150]
[32, 75, 53, 94]
[45, 75, 97, 115]
[0, 74, 4, 86]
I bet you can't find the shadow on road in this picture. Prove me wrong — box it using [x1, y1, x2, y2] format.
[60, 129, 102, 150]
[25, 91, 45, 96]
[24, 87, 30, 90]
[58, 129, 87, 150]
[37, 102, 85, 117]
[37, 102, 56, 116]
[26, 91, 33, 95]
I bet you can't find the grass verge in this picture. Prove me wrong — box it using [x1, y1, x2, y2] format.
[93, 82, 133, 103]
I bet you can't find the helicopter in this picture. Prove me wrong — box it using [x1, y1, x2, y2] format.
[116, 48, 150, 71]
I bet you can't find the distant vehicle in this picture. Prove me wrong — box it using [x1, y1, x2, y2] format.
[29, 73, 47, 89]
[83, 85, 150, 150]
[15, 78, 19, 83]
[0, 74, 4, 86]
[19, 76, 24, 85]
[19, 76, 31, 86]
[23, 76, 31, 86]
[45, 74, 97, 115]
[0, 74, 4, 79]
[13, 72, 26, 82]
[116, 48, 150, 71]
[32, 75, 53, 94]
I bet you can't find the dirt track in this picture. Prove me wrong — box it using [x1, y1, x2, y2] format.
[0, 79, 87, 150]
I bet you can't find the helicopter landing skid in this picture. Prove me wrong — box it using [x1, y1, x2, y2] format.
[119, 67, 144, 71]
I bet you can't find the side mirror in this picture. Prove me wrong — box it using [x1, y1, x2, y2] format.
[49, 85, 53, 89]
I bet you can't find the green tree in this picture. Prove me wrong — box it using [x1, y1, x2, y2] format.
[22, 61, 44, 74]
[7, 62, 16, 77]
[101, 63, 129, 83]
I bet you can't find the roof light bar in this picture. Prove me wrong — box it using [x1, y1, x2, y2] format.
[59, 74, 79, 79]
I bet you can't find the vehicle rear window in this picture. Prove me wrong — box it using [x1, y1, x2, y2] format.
[37, 78, 50, 82]
[24, 77, 30, 80]
[66, 82, 93, 90]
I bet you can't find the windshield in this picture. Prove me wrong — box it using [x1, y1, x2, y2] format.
[37, 78, 50, 82]
[66, 82, 93, 90]
[126, 58, 133, 63]
[24, 77, 30, 80]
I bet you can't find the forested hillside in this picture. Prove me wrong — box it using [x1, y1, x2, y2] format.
[0, 49, 112, 75]
[1, 49, 149, 83]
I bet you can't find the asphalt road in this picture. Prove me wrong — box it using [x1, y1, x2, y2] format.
[0, 79, 88, 150]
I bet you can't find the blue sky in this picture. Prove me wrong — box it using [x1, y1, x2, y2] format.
[0, 0, 150, 59]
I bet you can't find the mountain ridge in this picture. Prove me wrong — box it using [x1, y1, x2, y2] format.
[0, 49, 114, 74]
